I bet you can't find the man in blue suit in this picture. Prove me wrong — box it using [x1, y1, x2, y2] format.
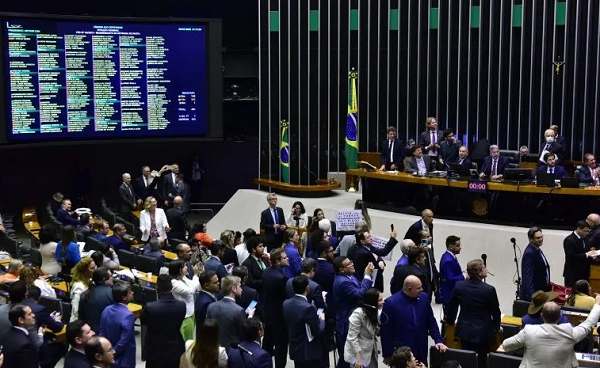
[285, 258, 326, 310]
[445, 259, 501, 368]
[439, 235, 465, 318]
[57, 199, 80, 226]
[479, 145, 510, 180]
[381, 275, 447, 366]
[194, 271, 219, 327]
[228, 318, 273, 368]
[379, 126, 404, 171]
[283, 275, 326, 368]
[259, 193, 287, 251]
[578, 153, 600, 185]
[99, 283, 136, 368]
[520, 227, 551, 301]
[333, 256, 373, 368]
[103, 224, 130, 252]
[205, 241, 228, 281]
[536, 152, 568, 179]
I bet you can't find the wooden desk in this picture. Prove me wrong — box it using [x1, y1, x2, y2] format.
[23, 207, 41, 239]
[253, 178, 341, 196]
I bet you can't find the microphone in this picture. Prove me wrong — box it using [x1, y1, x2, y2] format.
[293, 215, 301, 227]
[231, 343, 253, 355]
[510, 237, 516, 244]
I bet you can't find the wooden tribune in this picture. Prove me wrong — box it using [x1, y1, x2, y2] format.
[253, 178, 340, 197]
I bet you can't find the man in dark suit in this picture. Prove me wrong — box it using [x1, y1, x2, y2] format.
[195, 271, 219, 327]
[205, 241, 228, 281]
[578, 153, 600, 185]
[260, 193, 287, 251]
[283, 275, 326, 368]
[118, 173, 140, 216]
[439, 236, 465, 318]
[232, 266, 261, 315]
[586, 213, 600, 249]
[405, 209, 440, 302]
[165, 173, 191, 211]
[563, 220, 594, 288]
[99, 283, 136, 368]
[405, 146, 435, 174]
[536, 152, 569, 179]
[79, 268, 114, 332]
[285, 258, 326, 310]
[228, 318, 273, 368]
[140, 274, 186, 368]
[104, 224, 130, 253]
[539, 128, 564, 165]
[333, 256, 374, 368]
[4, 303, 40, 368]
[418, 116, 443, 158]
[453, 146, 473, 168]
[379, 126, 404, 171]
[165, 196, 192, 241]
[135, 165, 166, 203]
[550, 124, 568, 157]
[261, 248, 289, 368]
[479, 145, 510, 180]
[314, 241, 336, 294]
[64, 320, 96, 368]
[57, 199, 80, 226]
[439, 128, 461, 169]
[445, 259, 501, 368]
[242, 236, 267, 294]
[161, 164, 180, 208]
[353, 229, 398, 292]
[206, 276, 251, 349]
[520, 227, 551, 301]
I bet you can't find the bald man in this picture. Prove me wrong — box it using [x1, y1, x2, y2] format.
[587, 213, 600, 249]
[539, 128, 564, 164]
[118, 173, 140, 216]
[165, 196, 192, 242]
[381, 275, 447, 366]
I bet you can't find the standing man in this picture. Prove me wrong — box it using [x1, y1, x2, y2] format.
[353, 229, 397, 292]
[84, 336, 116, 368]
[64, 320, 96, 368]
[260, 193, 286, 251]
[563, 220, 594, 288]
[242, 236, 267, 294]
[285, 258, 326, 310]
[405, 209, 440, 303]
[228, 318, 273, 368]
[445, 259, 501, 368]
[539, 128, 564, 165]
[333, 256, 374, 368]
[479, 145, 510, 180]
[4, 304, 40, 368]
[175, 243, 195, 280]
[140, 274, 186, 368]
[261, 248, 289, 368]
[379, 126, 404, 171]
[194, 271, 219, 327]
[439, 236, 465, 317]
[118, 173, 140, 217]
[381, 275, 447, 366]
[586, 213, 600, 248]
[162, 164, 180, 208]
[520, 227, 551, 301]
[135, 165, 166, 203]
[99, 283, 136, 368]
[439, 128, 461, 169]
[419, 116, 443, 159]
[166, 196, 192, 241]
[283, 275, 326, 368]
[232, 266, 261, 314]
[550, 124, 567, 153]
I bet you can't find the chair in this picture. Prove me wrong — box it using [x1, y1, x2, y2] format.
[500, 324, 521, 341]
[84, 236, 105, 252]
[38, 296, 62, 313]
[118, 249, 136, 268]
[561, 305, 590, 325]
[0, 234, 20, 259]
[500, 150, 520, 165]
[512, 300, 530, 318]
[131, 283, 158, 305]
[487, 352, 522, 368]
[61, 302, 72, 324]
[134, 255, 158, 274]
[429, 347, 478, 368]
[28, 248, 43, 267]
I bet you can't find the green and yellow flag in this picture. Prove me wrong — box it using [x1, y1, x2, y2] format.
[345, 69, 359, 169]
[280, 120, 290, 183]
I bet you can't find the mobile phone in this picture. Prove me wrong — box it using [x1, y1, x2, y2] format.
[246, 300, 258, 313]
[421, 239, 428, 246]
[316, 308, 324, 315]
[391, 224, 394, 232]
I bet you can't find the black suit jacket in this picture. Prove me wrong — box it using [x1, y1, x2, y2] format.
[479, 155, 511, 177]
[381, 138, 405, 170]
[588, 226, 600, 249]
[563, 232, 591, 287]
[261, 266, 288, 326]
[404, 155, 435, 174]
[134, 175, 162, 202]
[57, 207, 80, 226]
[78, 284, 114, 332]
[64, 348, 90, 368]
[446, 279, 501, 344]
[242, 256, 264, 294]
[539, 141, 564, 164]
[520, 243, 551, 301]
[470, 139, 490, 161]
[195, 290, 217, 327]
[118, 182, 138, 214]
[390, 264, 430, 295]
[405, 220, 435, 260]
[165, 206, 191, 240]
[439, 140, 461, 167]
[353, 238, 398, 292]
[238, 284, 260, 312]
[140, 293, 186, 363]
[3, 327, 39, 368]
[260, 207, 286, 249]
[577, 165, 600, 185]
[23, 299, 63, 333]
[419, 129, 444, 155]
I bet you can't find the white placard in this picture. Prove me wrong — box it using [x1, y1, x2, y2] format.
[371, 235, 393, 261]
[335, 210, 363, 231]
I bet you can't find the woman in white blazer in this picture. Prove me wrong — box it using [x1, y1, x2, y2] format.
[139, 196, 170, 242]
[344, 288, 384, 368]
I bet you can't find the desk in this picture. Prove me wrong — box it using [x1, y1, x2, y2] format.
[130, 243, 177, 260]
[23, 207, 41, 239]
[349, 169, 600, 226]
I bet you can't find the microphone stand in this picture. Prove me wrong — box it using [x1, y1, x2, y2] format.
[512, 240, 521, 300]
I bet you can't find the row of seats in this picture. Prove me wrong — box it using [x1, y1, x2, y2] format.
[430, 347, 521, 368]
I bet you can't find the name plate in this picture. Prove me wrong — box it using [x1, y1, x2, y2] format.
[467, 180, 488, 194]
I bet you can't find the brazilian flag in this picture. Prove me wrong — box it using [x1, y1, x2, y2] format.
[345, 69, 358, 169]
[280, 120, 290, 183]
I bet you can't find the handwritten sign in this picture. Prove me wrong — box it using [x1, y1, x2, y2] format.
[335, 210, 363, 231]
[371, 235, 393, 261]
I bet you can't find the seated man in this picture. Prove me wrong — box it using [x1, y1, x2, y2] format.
[143, 238, 166, 269]
[452, 146, 472, 168]
[57, 199, 80, 227]
[91, 221, 110, 242]
[578, 153, 600, 185]
[536, 152, 568, 179]
[479, 145, 510, 180]
[405, 146, 435, 175]
[522, 290, 570, 326]
[103, 223, 130, 252]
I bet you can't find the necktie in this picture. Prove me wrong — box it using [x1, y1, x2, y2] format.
[459, 159, 463, 164]
[127, 184, 133, 197]
[492, 160, 497, 176]
[144, 178, 148, 187]
[432, 131, 436, 144]
[545, 144, 550, 151]
[549, 167, 554, 174]
[257, 257, 266, 270]
[389, 140, 394, 161]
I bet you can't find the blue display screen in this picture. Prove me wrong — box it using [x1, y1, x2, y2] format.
[2, 17, 208, 140]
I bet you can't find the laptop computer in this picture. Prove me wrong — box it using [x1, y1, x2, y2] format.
[536, 172, 556, 187]
[561, 177, 580, 188]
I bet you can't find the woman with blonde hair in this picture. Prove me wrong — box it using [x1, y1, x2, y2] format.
[219, 230, 239, 266]
[70, 257, 97, 322]
[20, 266, 57, 298]
[139, 196, 170, 242]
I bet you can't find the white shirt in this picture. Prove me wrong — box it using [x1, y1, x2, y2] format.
[172, 275, 200, 317]
[40, 241, 62, 276]
[235, 243, 250, 265]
